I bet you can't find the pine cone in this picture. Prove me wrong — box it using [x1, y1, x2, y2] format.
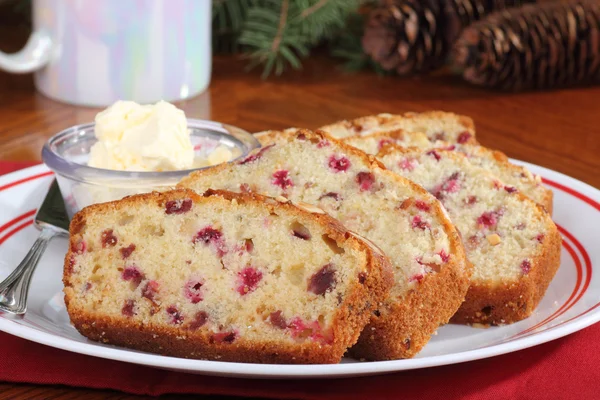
[362, 0, 446, 74]
[362, 0, 537, 75]
[453, 1, 600, 90]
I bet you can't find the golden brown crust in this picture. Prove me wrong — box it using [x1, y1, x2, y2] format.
[318, 114, 394, 137]
[69, 212, 86, 236]
[451, 206, 562, 325]
[64, 189, 393, 364]
[68, 309, 341, 364]
[181, 129, 472, 360]
[401, 111, 476, 133]
[366, 167, 471, 359]
[377, 143, 427, 157]
[254, 128, 302, 146]
[457, 114, 476, 133]
[346, 129, 413, 141]
[350, 197, 471, 360]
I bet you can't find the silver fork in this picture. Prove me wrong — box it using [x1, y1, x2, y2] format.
[0, 180, 69, 314]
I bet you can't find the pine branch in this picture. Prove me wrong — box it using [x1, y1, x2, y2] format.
[213, 0, 370, 77]
[238, 0, 363, 78]
[270, 0, 290, 55]
[300, 0, 329, 18]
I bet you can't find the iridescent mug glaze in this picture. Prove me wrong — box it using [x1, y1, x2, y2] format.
[0, 0, 211, 107]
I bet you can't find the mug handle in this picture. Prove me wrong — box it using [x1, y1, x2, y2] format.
[0, 30, 52, 73]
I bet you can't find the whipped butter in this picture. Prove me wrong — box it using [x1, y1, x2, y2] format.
[88, 100, 196, 172]
[69, 100, 239, 216]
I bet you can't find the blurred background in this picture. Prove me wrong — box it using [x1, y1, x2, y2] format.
[0, 0, 598, 185]
[2, 0, 599, 97]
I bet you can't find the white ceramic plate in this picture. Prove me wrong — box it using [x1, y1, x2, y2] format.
[0, 163, 598, 379]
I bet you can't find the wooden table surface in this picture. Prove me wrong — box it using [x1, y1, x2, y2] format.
[1, 57, 599, 188]
[1, 31, 600, 400]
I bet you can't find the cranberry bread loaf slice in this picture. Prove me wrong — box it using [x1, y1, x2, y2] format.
[377, 146, 561, 324]
[319, 111, 477, 144]
[344, 135, 553, 214]
[179, 129, 470, 360]
[64, 189, 394, 364]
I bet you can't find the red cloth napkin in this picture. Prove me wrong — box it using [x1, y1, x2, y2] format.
[1, 161, 598, 399]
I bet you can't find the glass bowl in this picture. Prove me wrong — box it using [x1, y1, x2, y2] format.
[42, 119, 260, 218]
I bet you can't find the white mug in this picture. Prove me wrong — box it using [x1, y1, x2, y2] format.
[0, 0, 212, 107]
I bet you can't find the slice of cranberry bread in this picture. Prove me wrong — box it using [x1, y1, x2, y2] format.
[319, 111, 477, 144]
[179, 129, 470, 360]
[64, 189, 394, 364]
[377, 146, 561, 324]
[344, 134, 553, 214]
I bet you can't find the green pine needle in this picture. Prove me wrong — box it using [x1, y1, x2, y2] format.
[214, 0, 378, 78]
[235, 0, 363, 78]
[213, 0, 256, 53]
